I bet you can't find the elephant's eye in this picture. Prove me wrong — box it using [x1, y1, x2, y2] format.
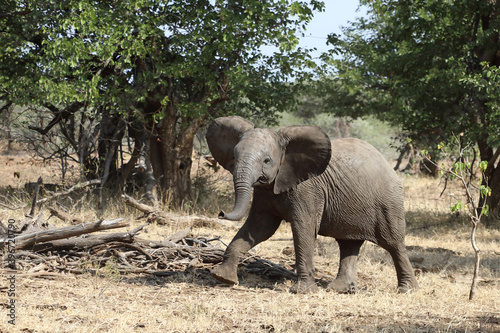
[264, 157, 271, 164]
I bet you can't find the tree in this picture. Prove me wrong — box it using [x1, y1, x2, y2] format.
[320, 0, 500, 211]
[0, 0, 324, 206]
[439, 139, 491, 300]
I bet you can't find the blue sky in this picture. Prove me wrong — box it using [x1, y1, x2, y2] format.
[298, 1, 365, 60]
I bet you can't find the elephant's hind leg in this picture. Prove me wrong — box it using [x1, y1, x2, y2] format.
[326, 239, 364, 293]
[384, 243, 419, 293]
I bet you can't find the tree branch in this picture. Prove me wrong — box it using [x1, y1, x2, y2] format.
[0, 101, 13, 115]
[36, 179, 101, 204]
[28, 102, 83, 135]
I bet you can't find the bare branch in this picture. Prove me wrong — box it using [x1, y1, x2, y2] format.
[2, 218, 128, 250]
[36, 179, 101, 204]
[28, 102, 83, 135]
[47, 206, 84, 225]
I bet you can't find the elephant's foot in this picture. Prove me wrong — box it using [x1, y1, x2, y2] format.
[326, 278, 356, 294]
[289, 280, 318, 294]
[211, 264, 238, 285]
[397, 280, 419, 294]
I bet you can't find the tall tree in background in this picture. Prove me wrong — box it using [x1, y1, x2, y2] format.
[322, 0, 500, 211]
[0, 0, 324, 206]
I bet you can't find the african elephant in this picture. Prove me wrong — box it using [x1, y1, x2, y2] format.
[205, 116, 418, 294]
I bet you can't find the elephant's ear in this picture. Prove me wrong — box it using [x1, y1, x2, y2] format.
[274, 126, 331, 194]
[205, 116, 254, 173]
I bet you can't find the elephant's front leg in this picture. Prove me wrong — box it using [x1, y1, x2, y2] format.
[289, 218, 319, 294]
[211, 213, 281, 285]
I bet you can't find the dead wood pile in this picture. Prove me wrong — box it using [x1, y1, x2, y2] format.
[0, 197, 297, 283]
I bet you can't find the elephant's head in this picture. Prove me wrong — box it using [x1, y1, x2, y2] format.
[206, 116, 331, 221]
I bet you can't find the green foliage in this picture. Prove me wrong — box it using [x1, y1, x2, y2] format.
[479, 161, 488, 173]
[1, 0, 326, 204]
[481, 204, 490, 217]
[435, 137, 492, 219]
[450, 200, 462, 213]
[1, 0, 324, 122]
[320, 0, 500, 150]
[480, 184, 492, 198]
[317, 0, 500, 211]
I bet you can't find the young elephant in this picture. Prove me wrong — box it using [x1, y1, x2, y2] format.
[206, 116, 418, 294]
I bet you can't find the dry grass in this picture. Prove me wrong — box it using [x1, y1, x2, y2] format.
[1, 152, 499, 332]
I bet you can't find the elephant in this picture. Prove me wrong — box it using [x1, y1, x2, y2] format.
[205, 116, 418, 294]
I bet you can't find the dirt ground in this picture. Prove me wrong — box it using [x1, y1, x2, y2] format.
[1, 150, 499, 332]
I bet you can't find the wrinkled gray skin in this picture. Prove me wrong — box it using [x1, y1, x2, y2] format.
[206, 116, 418, 294]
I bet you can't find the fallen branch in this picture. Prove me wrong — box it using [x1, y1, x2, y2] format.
[123, 194, 157, 214]
[1, 209, 296, 284]
[3, 218, 128, 250]
[243, 257, 297, 281]
[122, 194, 174, 225]
[47, 206, 83, 225]
[123, 194, 239, 228]
[135, 238, 178, 248]
[29, 228, 144, 252]
[36, 179, 101, 204]
[166, 227, 192, 243]
[20, 212, 47, 235]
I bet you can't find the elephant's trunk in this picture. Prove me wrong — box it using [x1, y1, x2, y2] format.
[218, 175, 252, 221]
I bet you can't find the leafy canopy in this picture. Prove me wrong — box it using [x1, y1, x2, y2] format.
[320, 0, 500, 149]
[1, 0, 324, 122]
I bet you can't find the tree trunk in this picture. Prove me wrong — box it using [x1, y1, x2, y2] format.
[486, 149, 500, 213]
[475, 138, 500, 213]
[122, 119, 158, 206]
[488, 169, 500, 213]
[98, 110, 125, 187]
[474, 1, 500, 213]
[149, 104, 204, 207]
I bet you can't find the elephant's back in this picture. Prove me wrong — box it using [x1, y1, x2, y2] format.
[317, 138, 406, 243]
[330, 137, 390, 165]
[329, 138, 396, 182]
